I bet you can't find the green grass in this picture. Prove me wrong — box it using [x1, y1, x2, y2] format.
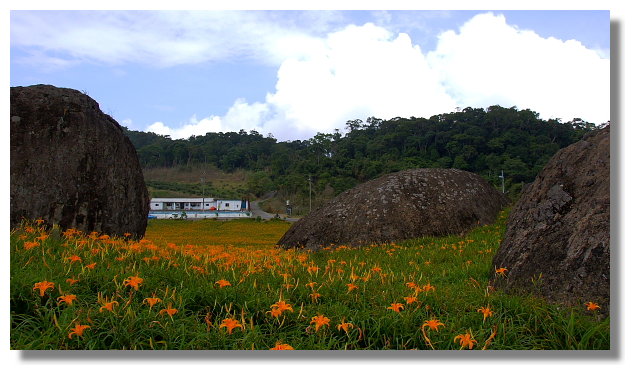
[10, 211, 609, 350]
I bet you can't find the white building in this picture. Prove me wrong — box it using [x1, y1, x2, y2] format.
[148, 197, 251, 219]
[215, 199, 250, 211]
[150, 197, 215, 211]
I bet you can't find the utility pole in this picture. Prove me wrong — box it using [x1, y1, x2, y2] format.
[499, 170, 505, 194]
[308, 174, 312, 212]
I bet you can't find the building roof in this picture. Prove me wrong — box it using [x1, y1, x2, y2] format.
[150, 198, 214, 203]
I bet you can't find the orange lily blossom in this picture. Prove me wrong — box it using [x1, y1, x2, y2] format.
[144, 296, 162, 308]
[585, 302, 601, 311]
[271, 300, 293, 313]
[66, 278, 79, 285]
[404, 296, 418, 304]
[33, 280, 55, 297]
[478, 306, 494, 321]
[85, 262, 97, 270]
[23, 241, 39, 250]
[346, 283, 359, 292]
[215, 279, 232, 288]
[310, 315, 330, 332]
[123, 276, 143, 291]
[159, 303, 178, 317]
[67, 255, 82, 263]
[421, 319, 445, 332]
[267, 308, 283, 318]
[337, 319, 354, 333]
[219, 318, 243, 334]
[100, 300, 119, 312]
[270, 343, 294, 350]
[495, 267, 508, 276]
[309, 292, 321, 302]
[68, 323, 91, 339]
[57, 294, 77, 306]
[387, 303, 405, 312]
[422, 282, 436, 293]
[454, 332, 477, 349]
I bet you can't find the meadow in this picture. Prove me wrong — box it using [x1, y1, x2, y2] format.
[10, 212, 609, 350]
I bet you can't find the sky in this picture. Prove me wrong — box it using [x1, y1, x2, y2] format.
[9, 9, 610, 141]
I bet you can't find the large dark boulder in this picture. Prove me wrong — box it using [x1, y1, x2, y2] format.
[277, 168, 508, 250]
[490, 126, 610, 312]
[10, 84, 149, 238]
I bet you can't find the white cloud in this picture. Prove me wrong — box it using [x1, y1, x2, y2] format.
[146, 116, 224, 139]
[10, 10, 330, 68]
[145, 22, 458, 141]
[144, 14, 609, 141]
[427, 12, 610, 124]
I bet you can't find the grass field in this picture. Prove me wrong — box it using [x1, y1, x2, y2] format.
[10, 212, 609, 350]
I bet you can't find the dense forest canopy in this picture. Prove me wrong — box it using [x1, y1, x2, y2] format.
[124, 105, 604, 201]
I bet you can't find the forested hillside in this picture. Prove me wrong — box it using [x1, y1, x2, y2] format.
[124, 105, 603, 210]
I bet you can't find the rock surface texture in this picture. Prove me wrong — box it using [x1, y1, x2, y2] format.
[10, 85, 149, 237]
[277, 168, 508, 250]
[490, 126, 610, 312]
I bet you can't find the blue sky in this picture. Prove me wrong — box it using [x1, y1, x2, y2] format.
[10, 9, 610, 141]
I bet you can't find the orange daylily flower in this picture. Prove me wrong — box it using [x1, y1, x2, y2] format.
[306, 281, 317, 289]
[100, 300, 119, 312]
[421, 319, 445, 332]
[270, 343, 295, 350]
[337, 318, 354, 333]
[421, 282, 436, 293]
[24, 241, 39, 250]
[68, 323, 91, 339]
[270, 300, 294, 313]
[159, 303, 178, 317]
[57, 294, 77, 306]
[585, 302, 601, 311]
[123, 276, 143, 290]
[405, 282, 418, 289]
[309, 292, 321, 302]
[67, 255, 82, 263]
[85, 262, 97, 270]
[478, 306, 494, 321]
[404, 296, 418, 304]
[33, 280, 55, 297]
[267, 308, 283, 318]
[454, 332, 478, 349]
[310, 315, 330, 332]
[346, 283, 359, 292]
[495, 267, 508, 277]
[387, 303, 405, 312]
[219, 318, 243, 334]
[144, 296, 162, 308]
[215, 279, 232, 288]
[66, 278, 79, 285]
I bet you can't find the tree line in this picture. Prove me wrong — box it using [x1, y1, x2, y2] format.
[124, 105, 603, 201]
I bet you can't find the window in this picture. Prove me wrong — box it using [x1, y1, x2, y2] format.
[225, 203, 230, 208]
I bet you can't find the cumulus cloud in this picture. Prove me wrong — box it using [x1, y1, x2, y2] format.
[144, 13, 608, 141]
[146, 116, 224, 140]
[427, 12, 609, 124]
[146, 23, 458, 140]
